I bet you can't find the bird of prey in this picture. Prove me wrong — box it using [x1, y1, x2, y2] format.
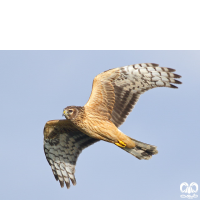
[43, 63, 181, 188]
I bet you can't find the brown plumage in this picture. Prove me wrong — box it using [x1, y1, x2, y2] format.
[44, 63, 182, 188]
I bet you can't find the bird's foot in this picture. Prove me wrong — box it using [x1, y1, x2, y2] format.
[115, 140, 126, 148]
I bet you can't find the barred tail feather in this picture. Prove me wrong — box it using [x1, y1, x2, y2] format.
[123, 138, 158, 160]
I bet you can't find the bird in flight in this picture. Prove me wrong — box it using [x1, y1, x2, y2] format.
[43, 63, 181, 188]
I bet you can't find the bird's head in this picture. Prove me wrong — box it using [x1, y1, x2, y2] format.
[63, 106, 78, 120]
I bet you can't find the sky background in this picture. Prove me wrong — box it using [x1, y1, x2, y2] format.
[0, 51, 199, 200]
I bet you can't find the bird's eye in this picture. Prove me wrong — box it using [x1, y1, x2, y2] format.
[68, 109, 73, 113]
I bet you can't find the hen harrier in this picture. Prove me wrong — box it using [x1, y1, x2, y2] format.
[44, 63, 181, 188]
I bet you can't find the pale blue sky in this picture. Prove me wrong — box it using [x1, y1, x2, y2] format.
[0, 51, 199, 200]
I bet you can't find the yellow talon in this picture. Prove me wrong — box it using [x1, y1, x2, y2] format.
[115, 140, 126, 148]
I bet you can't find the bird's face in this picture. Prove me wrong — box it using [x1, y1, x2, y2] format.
[63, 106, 77, 120]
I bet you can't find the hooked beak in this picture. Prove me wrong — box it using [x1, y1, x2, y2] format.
[63, 110, 68, 117]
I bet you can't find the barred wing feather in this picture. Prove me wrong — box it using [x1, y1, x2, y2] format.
[43, 120, 99, 188]
[85, 63, 182, 127]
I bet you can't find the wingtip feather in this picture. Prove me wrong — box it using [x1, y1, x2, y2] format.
[174, 79, 182, 84]
[166, 67, 176, 72]
[173, 73, 182, 78]
[59, 181, 64, 188]
[170, 84, 178, 88]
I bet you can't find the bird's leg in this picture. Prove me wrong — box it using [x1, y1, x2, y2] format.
[115, 140, 126, 148]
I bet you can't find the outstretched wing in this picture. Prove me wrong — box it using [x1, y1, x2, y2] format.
[43, 119, 99, 188]
[85, 63, 182, 127]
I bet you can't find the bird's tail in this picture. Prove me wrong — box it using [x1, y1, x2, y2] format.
[122, 137, 158, 160]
